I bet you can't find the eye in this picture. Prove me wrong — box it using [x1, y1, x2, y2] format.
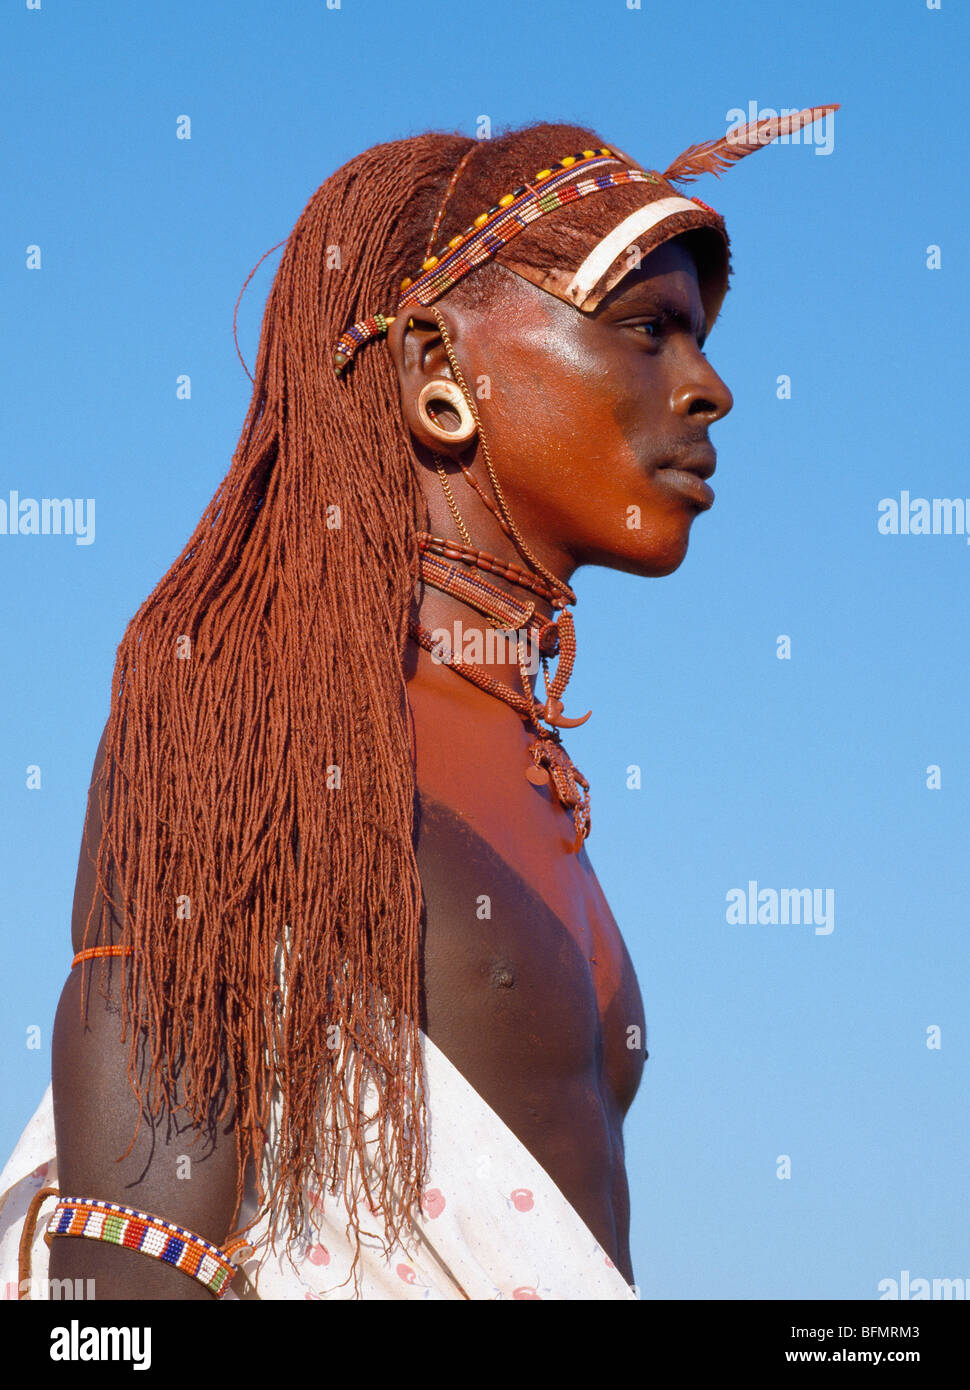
[621, 317, 665, 344]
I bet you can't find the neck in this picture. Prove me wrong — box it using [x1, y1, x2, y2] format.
[416, 456, 574, 674]
[414, 559, 554, 693]
[408, 471, 591, 850]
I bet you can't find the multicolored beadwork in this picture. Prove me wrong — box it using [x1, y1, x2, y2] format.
[334, 149, 659, 373]
[333, 311, 395, 372]
[47, 1197, 240, 1299]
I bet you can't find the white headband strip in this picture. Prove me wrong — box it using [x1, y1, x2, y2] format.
[563, 196, 702, 305]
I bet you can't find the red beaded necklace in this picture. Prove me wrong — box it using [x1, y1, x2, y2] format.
[412, 536, 592, 851]
[417, 532, 575, 610]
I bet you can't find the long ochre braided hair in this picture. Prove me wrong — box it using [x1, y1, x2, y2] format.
[85, 122, 625, 1266]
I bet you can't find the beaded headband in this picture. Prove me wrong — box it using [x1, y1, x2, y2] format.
[333, 106, 838, 376]
[334, 148, 677, 373]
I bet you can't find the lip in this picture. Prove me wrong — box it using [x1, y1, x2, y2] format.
[657, 446, 717, 481]
[655, 447, 717, 508]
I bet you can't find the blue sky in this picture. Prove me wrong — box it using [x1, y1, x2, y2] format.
[1, 0, 967, 1299]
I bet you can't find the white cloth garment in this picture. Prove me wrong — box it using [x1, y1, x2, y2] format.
[0, 1032, 636, 1301]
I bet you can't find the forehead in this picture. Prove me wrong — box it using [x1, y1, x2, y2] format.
[597, 238, 702, 310]
[494, 189, 727, 333]
[459, 249, 706, 353]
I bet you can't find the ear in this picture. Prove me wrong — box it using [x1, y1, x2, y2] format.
[386, 306, 477, 458]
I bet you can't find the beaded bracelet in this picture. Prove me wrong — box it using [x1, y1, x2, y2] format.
[48, 1197, 243, 1299]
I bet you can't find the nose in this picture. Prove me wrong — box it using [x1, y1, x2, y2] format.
[670, 368, 733, 423]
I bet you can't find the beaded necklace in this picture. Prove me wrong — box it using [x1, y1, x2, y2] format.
[409, 560, 592, 851]
[417, 532, 575, 610]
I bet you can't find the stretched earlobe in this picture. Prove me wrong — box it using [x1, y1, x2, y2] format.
[387, 309, 477, 456]
[416, 379, 478, 446]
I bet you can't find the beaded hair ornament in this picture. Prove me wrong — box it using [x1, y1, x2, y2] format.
[334, 147, 646, 371]
[333, 105, 838, 374]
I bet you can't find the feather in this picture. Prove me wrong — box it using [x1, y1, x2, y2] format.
[662, 104, 840, 185]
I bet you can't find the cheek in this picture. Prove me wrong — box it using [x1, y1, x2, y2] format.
[471, 321, 698, 568]
[489, 337, 643, 492]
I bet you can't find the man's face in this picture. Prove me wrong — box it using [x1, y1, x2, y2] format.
[455, 238, 733, 579]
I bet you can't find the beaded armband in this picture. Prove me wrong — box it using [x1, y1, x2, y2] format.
[48, 1197, 244, 1299]
[60, 950, 245, 1296]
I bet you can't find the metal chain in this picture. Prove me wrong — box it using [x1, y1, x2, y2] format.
[426, 306, 574, 604]
[434, 459, 474, 546]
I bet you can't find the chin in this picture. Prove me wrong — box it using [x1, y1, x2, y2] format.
[581, 525, 694, 579]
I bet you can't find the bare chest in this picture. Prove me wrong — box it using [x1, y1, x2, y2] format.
[415, 793, 646, 1120]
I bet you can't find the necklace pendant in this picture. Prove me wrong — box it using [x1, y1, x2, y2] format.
[540, 694, 592, 729]
[525, 735, 591, 848]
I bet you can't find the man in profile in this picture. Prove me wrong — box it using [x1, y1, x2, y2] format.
[0, 106, 835, 1299]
